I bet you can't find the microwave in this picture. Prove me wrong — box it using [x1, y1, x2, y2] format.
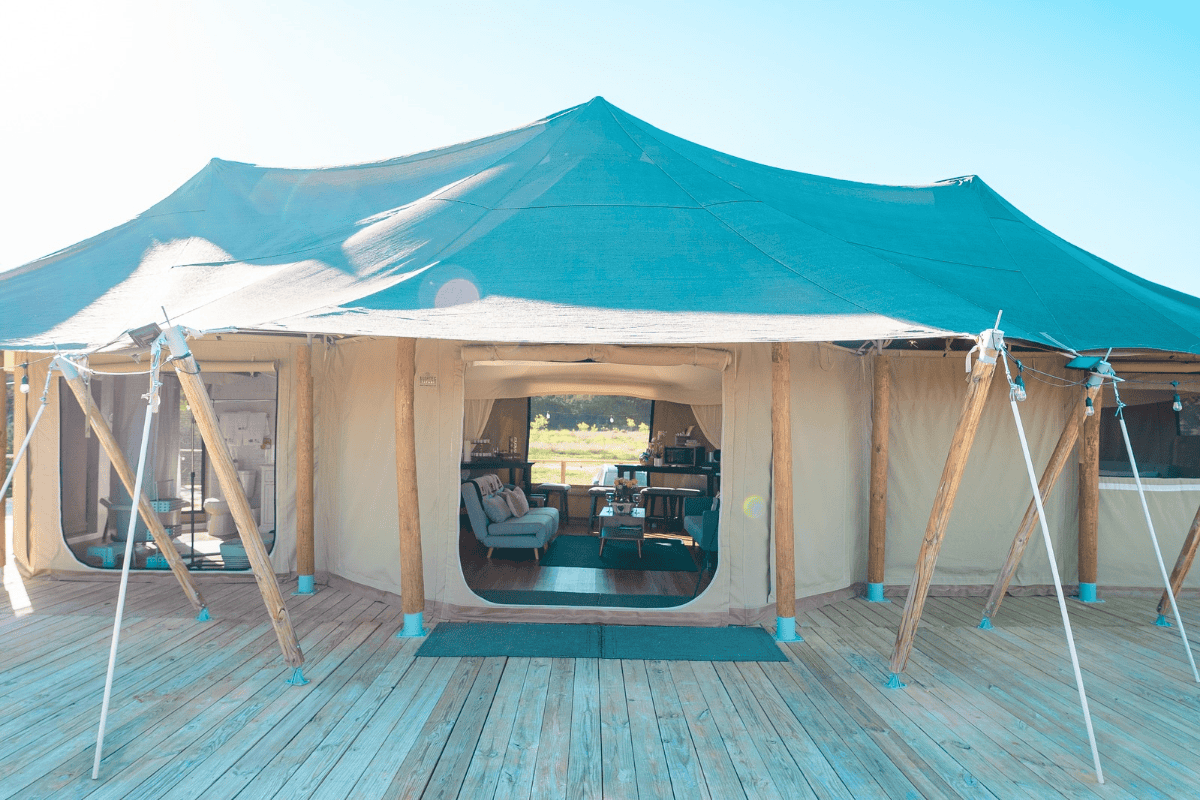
[663, 446, 704, 466]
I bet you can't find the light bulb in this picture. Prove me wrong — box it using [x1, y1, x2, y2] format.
[1085, 396, 1094, 417]
[19, 373, 30, 394]
[1173, 395, 1183, 413]
[1011, 376, 1027, 402]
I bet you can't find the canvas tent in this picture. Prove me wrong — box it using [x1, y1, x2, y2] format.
[3, 97, 1199, 661]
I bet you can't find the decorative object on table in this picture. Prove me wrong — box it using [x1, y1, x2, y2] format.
[466, 438, 491, 461]
[609, 476, 640, 515]
[674, 426, 696, 447]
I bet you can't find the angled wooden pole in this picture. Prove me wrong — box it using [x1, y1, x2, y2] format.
[772, 342, 800, 641]
[294, 343, 316, 594]
[1158, 504, 1200, 616]
[981, 384, 1100, 623]
[866, 353, 891, 602]
[395, 338, 427, 637]
[889, 333, 999, 680]
[56, 358, 208, 617]
[1, 364, 7, 569]
[162, 327, 306, 676]
[1078, 388, 1103, 602]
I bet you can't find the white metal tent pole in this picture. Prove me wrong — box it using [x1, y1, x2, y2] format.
[1111, 383, 1200, 683]
[92, 343, 163, 780]
[1003, 356, 1104, 783]
[0, 367, 55, 503]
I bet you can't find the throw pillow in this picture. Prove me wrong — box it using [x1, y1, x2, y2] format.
[502, 487, 530, 517]
[481, 493, 512, 524]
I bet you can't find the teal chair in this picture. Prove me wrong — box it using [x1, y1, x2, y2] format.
[683, 496, 719, 595]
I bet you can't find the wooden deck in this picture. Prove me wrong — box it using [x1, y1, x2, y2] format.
[1, 570, 1198, 799]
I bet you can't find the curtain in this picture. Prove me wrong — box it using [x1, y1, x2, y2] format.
[462, 398, 496, 459]
[690, 404, 722, 448]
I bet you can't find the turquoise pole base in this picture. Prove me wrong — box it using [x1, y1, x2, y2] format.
[195, 607, 211, 622]
[978, 616, 993, 630]
[1078, 583, 1101, 603]
[775, 616, 803, 642]
[886, 673, 907, 689]
[293, 574, 316, 595]
[1155, 614, 1171, 627]
[397, 612, 428, 638]
[286, 667, 310, 686]
[866, 583, 887, 603]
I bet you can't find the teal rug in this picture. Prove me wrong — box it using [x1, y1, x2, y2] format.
[510, 535, 698, 572]
[416, 622, 787, 661]
[478, 589, 692, 608]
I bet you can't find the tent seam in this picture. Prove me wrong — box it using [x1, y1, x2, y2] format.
[969, 182, 1074, 348]
[604, 107, 885, 319]
[607, 110, 1051, 338]
[609, 108, 1015, 336]
[1023, 220, 1200, 348]
[243, 109, 584, 330]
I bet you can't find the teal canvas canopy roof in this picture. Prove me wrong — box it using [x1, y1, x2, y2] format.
[2, 96, 1198, 352]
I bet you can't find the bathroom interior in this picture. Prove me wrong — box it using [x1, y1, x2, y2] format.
[59, 370, 278, 571]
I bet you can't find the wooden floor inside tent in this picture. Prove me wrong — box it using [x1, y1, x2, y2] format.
[1, 573, 1199, 798]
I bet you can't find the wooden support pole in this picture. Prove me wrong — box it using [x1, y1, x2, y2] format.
[1078, 389, 1102, 597]
[982, 384, 1100, 621]
[1158, 504, 1200, 615]
[56, 359, 208, 615]
[1, 364, 7, 569]
[890, 344, 998, 676]
[771, 343, 798, 640]
[395, 338, 426, 636]
[866, 354, 890, 599]
[163, 328, 304, 669]
[14, 354, 28, 567]
[295, 344, 315, 593]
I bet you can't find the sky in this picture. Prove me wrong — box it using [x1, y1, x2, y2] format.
[2, 0, 1198, 296]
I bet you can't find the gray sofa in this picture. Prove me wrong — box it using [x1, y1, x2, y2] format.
[461, 475, 559, 559]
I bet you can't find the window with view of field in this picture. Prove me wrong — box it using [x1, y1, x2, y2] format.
[528, 396, 651, 485]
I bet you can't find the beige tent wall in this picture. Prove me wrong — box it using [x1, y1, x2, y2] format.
[714, 343, 772, 617]
[18, 335, 1196, 610]
[17, 337, 298, 577]
[786, 343, 873, 600]
[885, 353, 1080, 587]
[1098, 478, 1200, 589]
[313, 337, 404, 592]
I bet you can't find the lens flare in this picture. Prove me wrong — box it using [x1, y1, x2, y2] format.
[434, 278, 480, 308]
[742, 495, 766, 519]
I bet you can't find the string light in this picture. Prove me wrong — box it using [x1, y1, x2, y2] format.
[19, 363, 30, 394]
[1172, 381, 1183, 413]
[1085, 396, 1095, 417]
[1000, 349, 1028, 403]
[1012, 360, 1027, 402]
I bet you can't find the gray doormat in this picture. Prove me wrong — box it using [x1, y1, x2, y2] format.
[477, 589, 691, 608]
[416, 622, 787, 661]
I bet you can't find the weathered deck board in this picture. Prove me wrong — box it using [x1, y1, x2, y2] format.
[490, 656, 551, 800]
[566, 657, 602, 799]
[620, 658, 675, 800]
[1, 574, 1198, 798]
[527, 657, 573, 800]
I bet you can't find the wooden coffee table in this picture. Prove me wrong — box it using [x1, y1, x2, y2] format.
[598, 506, 646, 557]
